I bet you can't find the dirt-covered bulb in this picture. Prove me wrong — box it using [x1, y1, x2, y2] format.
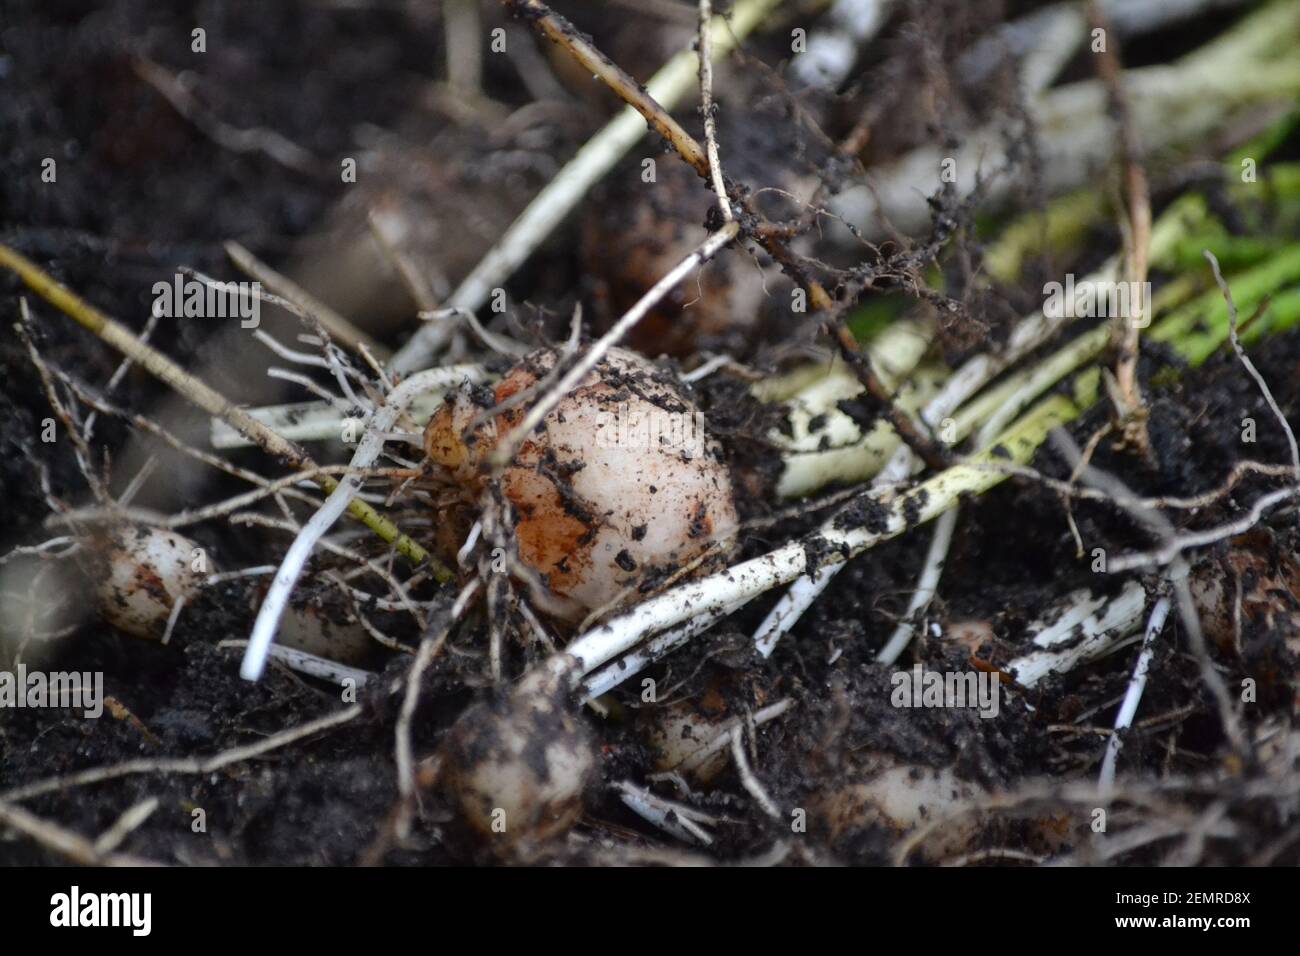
[424, 346, 739, 622]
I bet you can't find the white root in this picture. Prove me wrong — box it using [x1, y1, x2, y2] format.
[209, 364, 488, 449]
[613, 780, 720, 846]
[753, 572, 833, 660]
[730, 729, 782, 820]
[649, 699, 795, 785]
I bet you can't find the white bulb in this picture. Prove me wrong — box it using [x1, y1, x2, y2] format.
[426, 347, 739, 622]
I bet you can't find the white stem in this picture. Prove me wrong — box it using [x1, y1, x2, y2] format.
[756, 253, 1126, 654]
[753, 569, 834, 659]
[772, 321, 936, 498]
[1007, 581, 1149, 688]
[581, 595, 750, 699]
[571, 540, 806, 674]
[1098, 593, 1172, 795]
[875, 505, 958, 665]
[613, 780, 717, 845]
[220, 640, 376, 688]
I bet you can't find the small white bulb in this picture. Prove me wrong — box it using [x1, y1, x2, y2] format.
[96, 526, 208, 640]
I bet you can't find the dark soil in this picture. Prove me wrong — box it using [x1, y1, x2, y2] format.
[1, 0, 1297, 866]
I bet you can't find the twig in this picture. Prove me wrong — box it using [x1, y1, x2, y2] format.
[974, 457, 1300, 513]
[1105, 484, 1300, 573]
[0, 705, 363, 803]
[697, 0, 732, 224]
[1089, 1, 1153, 456]
[394, 580, 480, 821]
[225, 240, 388, 358]
[1204, 249, 1300, 474]
[505, 0, 708, 172]
[83, 309, 161, 445]
[0, 798, 162, 866]
[133, 58, 320, 175]
[503, 0, 831, 309]
[832, 322, 950, 471]
[16, 305, 111, 506]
